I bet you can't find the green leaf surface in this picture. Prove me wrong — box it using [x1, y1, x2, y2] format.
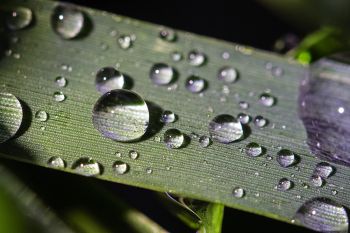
[0, 0, 349, 231]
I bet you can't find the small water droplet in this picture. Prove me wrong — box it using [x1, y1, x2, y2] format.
[0, 92, 23, 143]
[221, 51, 230, 60]
[245, 142, 263, 157]
[276, 178, 293, 191]
[47, 156, 65, 168]
[55, 76, 67, 87]
[150, 63, 176, 86]
[271, 66, 284, 77]
[277, 149, 296, 167]
[199, 136, 211, 148]
[310, 175, 324, 187]
[160, 110, 176, 123]
[185, 75, 206, 93]
[13, 53, 21, 59]
[113, 161, 129, 175]
[331, 190, 338, 196]
[259, 93, 276, 107]
[35, 110, 48, 122]
[239, 101, 249, 110]
[53, 91, 66, 102]
[72, 157, 101, 176]
[153, 136, 161, 142]
[254, 115, 267, 128]
[237, 113, 250, 124]
[232, 187, 245, 198]
[92, 90, 149, 142]
[51, 4, 85, 39]
[95, 67, 125, 94]
[295, 197, 348, 232]
[6, 7, 33, 30]
[171, 51, 183, 62]
[218, 66, 238, 83]
[146, 167, 153, 174]
[115, 151, 122, 158]
[159, 28, 176, 42]
[209, 114, 243, 143]
[188, 50, 206, 66]
[129, 150, 139, 160]
[118, 35, 133, 49]
[164, 128, 184, 149]
[314, 162, 334, 179]
[302, 183, 310, 189]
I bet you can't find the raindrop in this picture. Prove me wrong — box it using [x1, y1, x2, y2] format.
[239, 101, 249, 110]
[245, 142, 262, 157]
[53, 91, 66, 102]
[188, 50, 206, 66]
[92, 90, 149, 142]
[218, 66, 238, 83]
[209, 114, 243, 143]
[118, 35, 133, 49]
[232, 187, 245, 198]
[150, 63, 176, 86]
[51, 4, 85, 39]
[160, 110, 176, 123]
[237, 113, 250, 124]
[276, 178, 293, 191]
[164, 128, 184, 149]
[185, 75, 206, 93]
[95, 67, 125, 94]
[72, 157, 101, 176]
[171, 51, 182, 62]
[277, 149, 296, 167]
[129, 150, 139, 160]
[199, 136, 211, 148]
[295, 197, 348, 232]
[47, 156, 65, 168]
[35, 110, 48, 122]
[254, 115, 267, 128]
[55, 76, 67, 87]
[310, 175, 324, 187]
[0, 92, 23, 144]
[113, 161, 129, 175]
[314, 162, 334, 179]
[6, 7, 33, 30]
[159, 28, 176, 42]
[259, 93, 276, 107]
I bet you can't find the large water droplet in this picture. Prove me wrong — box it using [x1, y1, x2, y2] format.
[295, 197, 349, 232]
[276, 149, 296, 167]
[245, 142, 262, 157]
[185, 76, 206, 93]
[92, 90, 149, 142]
[113, 161, 129, 175]
[35, 110, 48, 122]
[218, 66, 238, 83]
[314, 162, 335, 179]
[6, 7, 33, 30]
[276, 178, 293, 191]
[150, 63, 176, 86]
[259, 93, 276, 107]
[51, 4, 85, 39]
[47, 156, 65, 168]
[95, 67, 125, 94]
[209, 114, 243, 143]
[164, 128, 184, 149]
[160, 110, 176, 123]
[72, 157, 101, 176]
[0, 92, 23, 143]
[188, 50, 206, 66]
[232, 187, 245, 198]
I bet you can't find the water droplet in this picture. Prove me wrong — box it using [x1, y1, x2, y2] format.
[0, 92, 23, 143]
[53, 91, 66, 102]
[295, 197, 348, 232]
[92, 90, 149, 142]
[302, 183, 310, 189]
[150, 63, 176, 86]
[159, 28, 176, 42]
[95, 67, 125, 94]
[271, 66, 284, 77]
[113, 161, 129, 175]
[254, 115, 267, 128]
[188, 50, 206, 66]
[232, 187, 245, 198]
[259, 93, 276, 107]
[171, 51, 182, 62]
[55, 76, 67, 87]
[185, 75, 206, 93]
[277, 149, 296, 167]
[160, 110, 176, 123]
[245, 142, 262, 157]
[276, 178, 293, 191]
[331, 190, 338, 196]
[237, 113, 250, 124]
[47, 156, 65, 168]
[218, 66, 238, 83]
[118, 35, 133, 49]
[72, 157, 101, 176]
[51, 4, 85, 39]
[310, 175, 324, 187]
[35, 110, 48, 122]
[239, 101, 249, 110]
[129, 150, 139, 160]
[221, 51, 230, 60]
[314, 162, 334, 178]
[209, 114, 243, 144]
[199, 136, 211, 148]
[153, 136, 161, 142]
[6, 7, 33, 30]
[115, 151, 122, 158]
[146, 167, 153, 174]
[164, 128, 184, 149]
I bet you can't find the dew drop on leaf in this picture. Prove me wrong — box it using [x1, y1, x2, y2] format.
[72, 157, 101, 176]
[150, 63, 176, 86]
[95, 67, 125, 94]
[209, 114, 243, 144]
[113, 161, 129, 175]
[6, 7, 33, 30]
[164, 128, 184, 149]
